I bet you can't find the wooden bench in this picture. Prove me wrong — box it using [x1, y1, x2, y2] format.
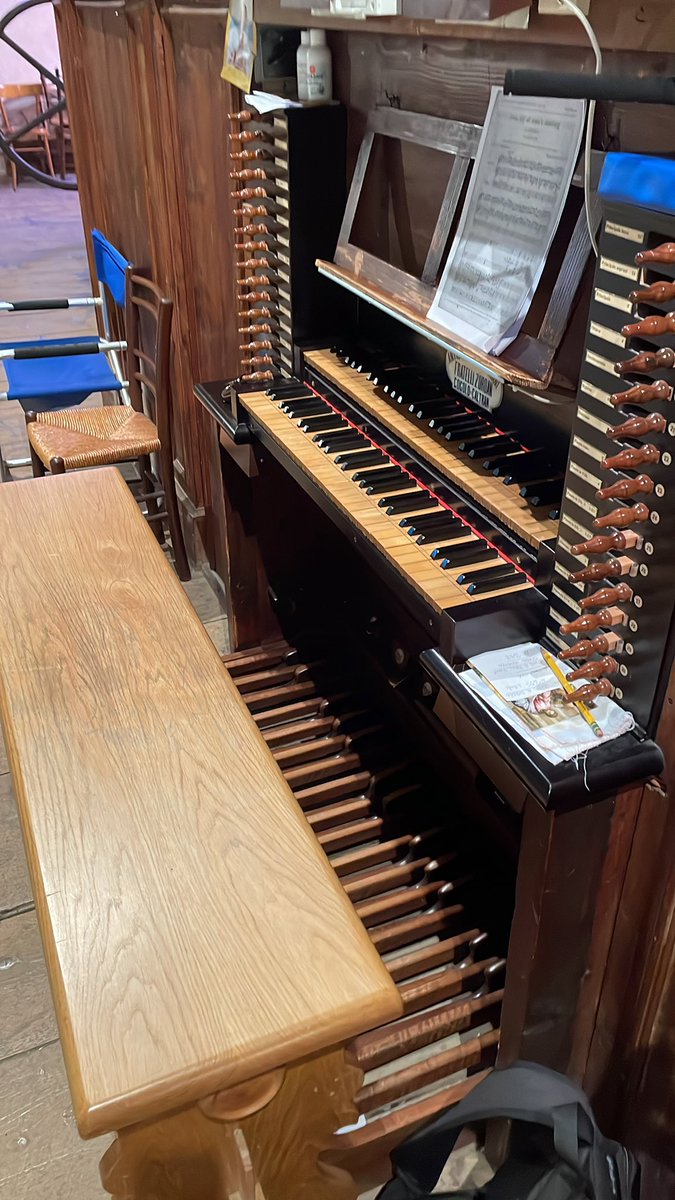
[0, 468, 401, 1200]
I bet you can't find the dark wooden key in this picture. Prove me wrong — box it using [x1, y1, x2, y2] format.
[467, 571, 522, 595]
[343, 857, 437, 902]
[380, 491, 436, 515]
[306, 797, 372, 832]
[299, 415, 348, 433]
[433, 542, 490, 566]
[330, 835, 413, 878]
[335, 449, 387, 469]
[294, 770, 372, 810]
[351, 988, 502, 1071]
[457, 563, 515, 586]
[355, 880, 449, 928]
[253, 696, 332, 729]
[273, 734, 348, 769]
[283, 751, 363, 790]
[387, 927, 484, 983]
[355, 1029, 500, 1113]
[399, 956, 500, 1015]
[318, 816, 384, 853]
[370, 902, 465, 953]
[365, 474, 410, 496]
[234, 663, 298, 693]
[221, 642, 291, 674]
[262, 715, 337, 747]
[244, 680, 316, 712]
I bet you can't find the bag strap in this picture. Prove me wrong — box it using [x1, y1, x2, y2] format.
[385, 1063, 611, 1198]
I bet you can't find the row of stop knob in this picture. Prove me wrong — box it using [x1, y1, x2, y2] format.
[553, 239, 675, 704]
[229, 109, 282, 384]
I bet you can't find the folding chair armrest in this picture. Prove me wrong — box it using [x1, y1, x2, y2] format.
[0, 340, 125, 360]
[0, 297, 103, 313]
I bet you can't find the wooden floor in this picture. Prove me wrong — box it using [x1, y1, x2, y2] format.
[0, 177, 228, 1197]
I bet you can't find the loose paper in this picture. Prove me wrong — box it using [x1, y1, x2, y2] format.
[428, 88, 585, 356]
[460, 642, 634, 765]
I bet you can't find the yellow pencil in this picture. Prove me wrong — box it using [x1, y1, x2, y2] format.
[541, 648, 604, 739]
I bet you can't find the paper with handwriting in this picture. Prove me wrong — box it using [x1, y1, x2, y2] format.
[427, 88, 585, 356]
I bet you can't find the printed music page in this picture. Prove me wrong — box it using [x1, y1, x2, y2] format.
[427, 88, 585, 355]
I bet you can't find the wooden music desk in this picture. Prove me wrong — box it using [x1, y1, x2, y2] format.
[0, 468, 400, 1198]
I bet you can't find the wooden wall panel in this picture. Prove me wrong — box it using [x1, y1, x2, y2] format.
[55, 0, 241, 559]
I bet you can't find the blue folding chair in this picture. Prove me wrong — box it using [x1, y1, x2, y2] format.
[0, 229, 130, 480]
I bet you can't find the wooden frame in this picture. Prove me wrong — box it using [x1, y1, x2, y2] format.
[335, 106, 481, 309]
[330, 105, 598, 388]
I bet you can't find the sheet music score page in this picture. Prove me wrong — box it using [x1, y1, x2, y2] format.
[427, 88, 585, 356]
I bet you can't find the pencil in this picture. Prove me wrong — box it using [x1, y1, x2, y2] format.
[541, 648, 604, 739]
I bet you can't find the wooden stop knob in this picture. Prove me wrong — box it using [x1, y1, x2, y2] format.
[622, 313, 675, 338]
[563, 679, 614, 704]
[606, 413, 666, 440]
[603, 445, 660, 470]
[567, 657, 619, 682]
[630, 279, 675, 304]
[580, 583, 632, 609]
[615, 349, 675, 375]
[594, 504, 649, 529]
[596, 475, 654, 500]
[635, 242, 675, 265]
[609, 381, 672, 407]
[559, 633, 620, 660]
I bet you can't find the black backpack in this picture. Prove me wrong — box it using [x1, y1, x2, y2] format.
[376, 1062, 639, 1200]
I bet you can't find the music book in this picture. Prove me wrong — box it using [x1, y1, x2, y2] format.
[427, 88, 585, 355]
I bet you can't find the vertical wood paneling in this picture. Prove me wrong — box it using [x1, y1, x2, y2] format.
[55, 0, 241, 539]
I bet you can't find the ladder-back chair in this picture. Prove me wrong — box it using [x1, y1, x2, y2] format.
[25, 270, 190, 581]
[0, 83, 54, 189]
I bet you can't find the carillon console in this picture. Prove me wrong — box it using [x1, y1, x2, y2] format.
[229, 104, 346, 381]
[546, 207, 675, 733]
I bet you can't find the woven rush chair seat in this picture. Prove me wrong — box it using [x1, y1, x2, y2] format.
[27, 406, 161, 470]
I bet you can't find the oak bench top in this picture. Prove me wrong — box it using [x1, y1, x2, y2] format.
[0, 468, 400, 1137]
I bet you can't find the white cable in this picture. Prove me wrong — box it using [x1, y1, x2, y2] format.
[555, 0, 603, 256]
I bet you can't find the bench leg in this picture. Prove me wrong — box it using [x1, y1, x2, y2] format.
[100, 1050, 361, 1200]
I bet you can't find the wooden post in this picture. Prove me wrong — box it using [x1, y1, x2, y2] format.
[100, 1053, 363, 1200]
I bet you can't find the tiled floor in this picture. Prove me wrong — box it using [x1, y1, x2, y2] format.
[0, 177, 228, 1196]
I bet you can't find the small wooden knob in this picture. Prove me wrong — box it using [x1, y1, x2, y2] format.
[567, 657, 619, 682]
[242, 370, 274, 381]
[615, 349, 675, 375]
[563, 679, 614, 704]
[559, 633, 620, 660]
[622, 312, 675, 338]
[229, 109, 254, 121]
[554, 614, 607, 633]
[635, 242, 675, 265]
[603, 445, 660, 470]
[606, 413, 666, 440]
[596, 475, 654, 500]
[594, 503, 649, 529]
[630, 279, 675, 304]
[580, 583, 632, 609]
[609, 380, 672, 407]
[570, 559, 632, 583]
[571, 532, 634, 555]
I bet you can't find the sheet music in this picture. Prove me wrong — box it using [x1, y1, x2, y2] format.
[427, 88, 585, 356]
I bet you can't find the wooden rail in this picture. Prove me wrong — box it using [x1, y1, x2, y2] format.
[0, 468, 401, 1199]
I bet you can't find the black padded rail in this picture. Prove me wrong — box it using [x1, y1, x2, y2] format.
[504, 71, 675, 106]
[5, 298, 70, 312]
[12, 341, 101, 360]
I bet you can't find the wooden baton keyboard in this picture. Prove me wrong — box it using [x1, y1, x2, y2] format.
[223, 635, 506, 1153]
[305, 348, 559, 552]
[241, 382, 532, 616]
